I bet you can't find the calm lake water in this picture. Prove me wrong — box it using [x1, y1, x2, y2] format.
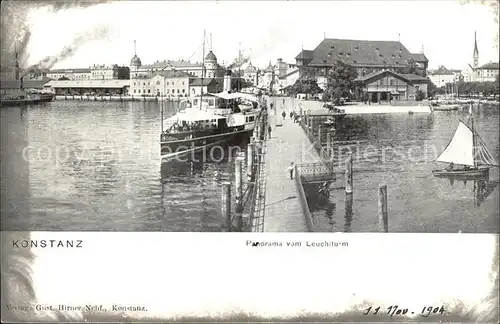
[1, 100, 498, 232]
[307, 105, 500, 233]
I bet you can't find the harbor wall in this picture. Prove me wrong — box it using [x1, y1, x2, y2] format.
[300, 100, 432, 114]
[54, 95, 183, 102]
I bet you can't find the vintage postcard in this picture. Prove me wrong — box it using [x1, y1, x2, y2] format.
[1, 0, 498, 322]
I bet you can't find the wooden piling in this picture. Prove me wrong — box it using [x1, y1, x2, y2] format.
[222, 182, 232, 231]
[317, 124, 322, 146]
[235, 159, 243, 207]
[344, 191, 353, 232]
[345, 152, 353, 193]
[247, 140, 254, 179]
[378, 184, 388, 232]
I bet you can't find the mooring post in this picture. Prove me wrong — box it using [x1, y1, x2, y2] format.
[345, 152, 353, 194]
[222, 182, 232, 231]
[344, 190, 353, 232]
[247, 139, 254, 180]
[235, 158, 244, 231]
[235, 159, 243, 209]
[378, 184, 388, 232]
[318, 124, 322, 147]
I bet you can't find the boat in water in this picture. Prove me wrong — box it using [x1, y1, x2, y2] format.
[1, 89, 55, 107]
[430, 101, 460, 111]
[432, 112, 498, 179]
[160, 92, 260, 160]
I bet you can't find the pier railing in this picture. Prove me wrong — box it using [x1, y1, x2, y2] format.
[298, 115, 334, 172]
[296, 162, 335, 183]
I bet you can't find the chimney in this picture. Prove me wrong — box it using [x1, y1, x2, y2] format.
[223, 70, 232, 92]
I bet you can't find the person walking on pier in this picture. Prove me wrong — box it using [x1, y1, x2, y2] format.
[268, 125, 272, 139]
[281, 111, 286, 120]
[289, 111, 293, 120]
[287, 162, 294, 180]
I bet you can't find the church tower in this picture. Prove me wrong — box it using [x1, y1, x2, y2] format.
[473, 31, 479, 68]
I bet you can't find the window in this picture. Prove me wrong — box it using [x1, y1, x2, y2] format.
[193, 99, 198, 105]
[415, 85, 420, 90]
[172, 89, 174, 93]
[389, 79, 394, 86]
[156, 81, 160, 85]
[138, 89, 141, 93]
[166, 89, 169, 94]
[177, 89, 180, 93]
[182, 81, 184, 85]
[166, 82, 169, 86]
[208, 99, 214, 106]
[182, 89, 185, 93]
[133, 89, 136, 93]
[148, 89, 151, 93]
[143, 82, 145, 86]
[148, 82, 150, 86]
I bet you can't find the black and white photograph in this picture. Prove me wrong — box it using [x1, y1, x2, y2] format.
[1, 0, 499, 233]
[1, 0, 499, 322]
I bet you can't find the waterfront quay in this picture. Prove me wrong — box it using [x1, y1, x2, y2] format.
[225, 96, 337, 232]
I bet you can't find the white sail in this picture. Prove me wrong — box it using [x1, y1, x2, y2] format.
[436, 122, 474, 166]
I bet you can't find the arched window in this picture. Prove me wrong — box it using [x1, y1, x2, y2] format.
[156, 81, 160, 85]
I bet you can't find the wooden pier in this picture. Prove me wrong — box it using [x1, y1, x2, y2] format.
[263, 98, 335, 232]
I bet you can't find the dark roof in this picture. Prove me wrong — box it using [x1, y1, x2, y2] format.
[305, 38, 414, 67]
[399, 74, 429, 82]
[49, 68, 91, 73]
[410, 53, 428, 62]
[294, 50, 314, 60]
[205, 51, 217, 61]
[130, 55, 142, 67]
[478, 62, 499, 70]
[355, 69, 427, 84]
[189, 78, 216, 86]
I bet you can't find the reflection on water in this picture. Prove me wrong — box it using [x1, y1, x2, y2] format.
[310, 109, 499, 233]
[1, 102, 498, 232]
[1, 102, 246, 231]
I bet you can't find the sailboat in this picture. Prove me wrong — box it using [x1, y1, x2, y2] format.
[432, 110, 498, 178]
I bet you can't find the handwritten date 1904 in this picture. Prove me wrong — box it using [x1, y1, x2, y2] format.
[363, 305, 446, 317]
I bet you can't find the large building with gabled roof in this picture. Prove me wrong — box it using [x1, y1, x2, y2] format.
[295, 38, 428, 88]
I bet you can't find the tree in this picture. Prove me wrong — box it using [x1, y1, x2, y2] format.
[288, 76, 322, 97]
[427, 80, 438, 98]
[322, 60, 357, 104]
[230, 71, 253, 91]
[415, 89, 426, 101]
[401, 58, 425, 77]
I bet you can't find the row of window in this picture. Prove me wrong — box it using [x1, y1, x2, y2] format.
[132, 80, 187, 86]
[132, 88, 186, 94]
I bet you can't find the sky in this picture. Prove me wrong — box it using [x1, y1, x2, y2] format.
[7, 0, 500, 71]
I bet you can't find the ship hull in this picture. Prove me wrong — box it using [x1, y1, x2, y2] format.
[1, 94, 55, 107]
[160, 127, 252, 161]
[432, 167, 489, 179]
